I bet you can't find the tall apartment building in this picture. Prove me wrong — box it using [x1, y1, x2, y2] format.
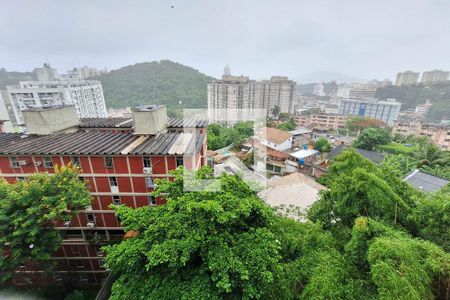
[0, 105, 208, 287]
[421, 69, 449, 84]
[6, 80, 107, 125]
[392, 119, 450, 150]
[207, 67, 296, 124]
[338, 98, 401, 126]
[395, 71, 420, 86]
[295, 113, 348, 130]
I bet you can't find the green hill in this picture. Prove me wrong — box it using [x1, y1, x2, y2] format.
[0, 68, 34, 89]
[94, 60, 215, 111]
[376, 83, 450, 122]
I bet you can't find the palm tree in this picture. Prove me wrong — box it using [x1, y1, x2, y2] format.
[271, 105, 281, 119]
[414, 144, 450, 167]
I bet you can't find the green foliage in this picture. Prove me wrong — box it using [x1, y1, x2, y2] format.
[411, 186, 450, 251]
[376, 142, 416, 155]
[207, 122, 254, 150]
[353, 127, 392, 150]
[0, 165, 91, 283]
[379, 154, 416, 176]
[104, 167, 281, 299]
[93, 60, 214, 109]
[318, 148, 378, 186]
[345, 217, 450, 300]
[345, 116, 386, 136]
[271, 105, 281, 118]
[314, 137, 332, 153]
[276, 118, 296, 131]
[413, 143, 450, 168]
[376, 84, 450, 122]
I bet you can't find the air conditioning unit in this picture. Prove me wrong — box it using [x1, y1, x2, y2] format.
[143, 167, 153, 174]
[63, 221, 71, 227]
[87, 222, 95, 228]
[34, 161, 42, 167]
[18, 160, 29, 166]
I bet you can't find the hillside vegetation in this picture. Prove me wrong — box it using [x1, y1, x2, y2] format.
[376, 83, 450, 121]
[0, 68, 33, 89]
[93, 60, 214, 110]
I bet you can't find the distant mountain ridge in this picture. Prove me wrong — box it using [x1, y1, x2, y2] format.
[93, 60, 215, 110]
[296, 71, 367, 84]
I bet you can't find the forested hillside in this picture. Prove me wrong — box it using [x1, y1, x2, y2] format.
[0, 68, 34, 89]
[94, 60, 214, 110]
[376, 83, 450, 121]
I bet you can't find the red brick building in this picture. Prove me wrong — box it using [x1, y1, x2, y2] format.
[0, 105, 208, 287]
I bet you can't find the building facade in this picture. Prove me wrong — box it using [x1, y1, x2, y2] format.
[338, 98, 401, 126]
[207, 67, 296, 123]
[0, 105, 208, 287]
[392, 119, 450, 150]
[6, 80, 107, 125]
[295, 113, 348, 130]
[421, 69, 449, 85]
[395, 71, 420, 86]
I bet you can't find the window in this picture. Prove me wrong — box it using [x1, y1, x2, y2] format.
[71, 246, 80, 256]
[44, 156, 53, 168]
[71, 156, 80, 167]
[148, 195, 156, 206]
[87, 213, 95, 223]
[112, 196, 121, 205]
[143, 157, 152, 168]
[104, 156, 113, 168]
[10, 156, 19, 168]
[145, 176, 154, 188]
[176, 156, 184, 168]
[17, 176, 25, 181]
[109, 177, 118, 187]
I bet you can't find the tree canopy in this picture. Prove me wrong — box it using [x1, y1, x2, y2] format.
[207, 122, 254, 151]
[104, 161, 450, 299]
[0, 165, 92, 283]
[314, 137, 332, 153]
[94, 60, 214, 109]
[353, 127, 392, 150]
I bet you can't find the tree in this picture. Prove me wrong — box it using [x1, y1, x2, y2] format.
[0, 165, 91, 283]
[345, 217, 450, 300]
[345, 116, 386, 136]
[314, 137, 332, 153]
[104, 168, 282, 299]
[411, 186, 450, 251]
[276, 118, 296, 131]
[353, 127, 392, 150]
[271, 105, 281, 118]
[413, 143, 450, 168]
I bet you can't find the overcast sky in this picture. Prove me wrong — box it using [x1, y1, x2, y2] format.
[1, 0, 449, 82]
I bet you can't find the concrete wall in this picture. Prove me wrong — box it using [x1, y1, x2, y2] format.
[132, 105, 167, 135]
[22, 105, 80, 135]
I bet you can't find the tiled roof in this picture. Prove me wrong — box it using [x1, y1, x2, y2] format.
[327, 145, 384, 164]
[79, 118, 133, 128]
[0, 131, 205, 156]
[260, 127, 292, 145]
[168, 118, 209, 128]
[79, 118, 208, 129]
[404, 169, 449, 193]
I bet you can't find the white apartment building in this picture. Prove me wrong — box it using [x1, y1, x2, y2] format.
[395, 71, 420, 86]
[7, 80, 107, 125]
[421, 69, 449, 84]
[207, 67, 296, 124]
